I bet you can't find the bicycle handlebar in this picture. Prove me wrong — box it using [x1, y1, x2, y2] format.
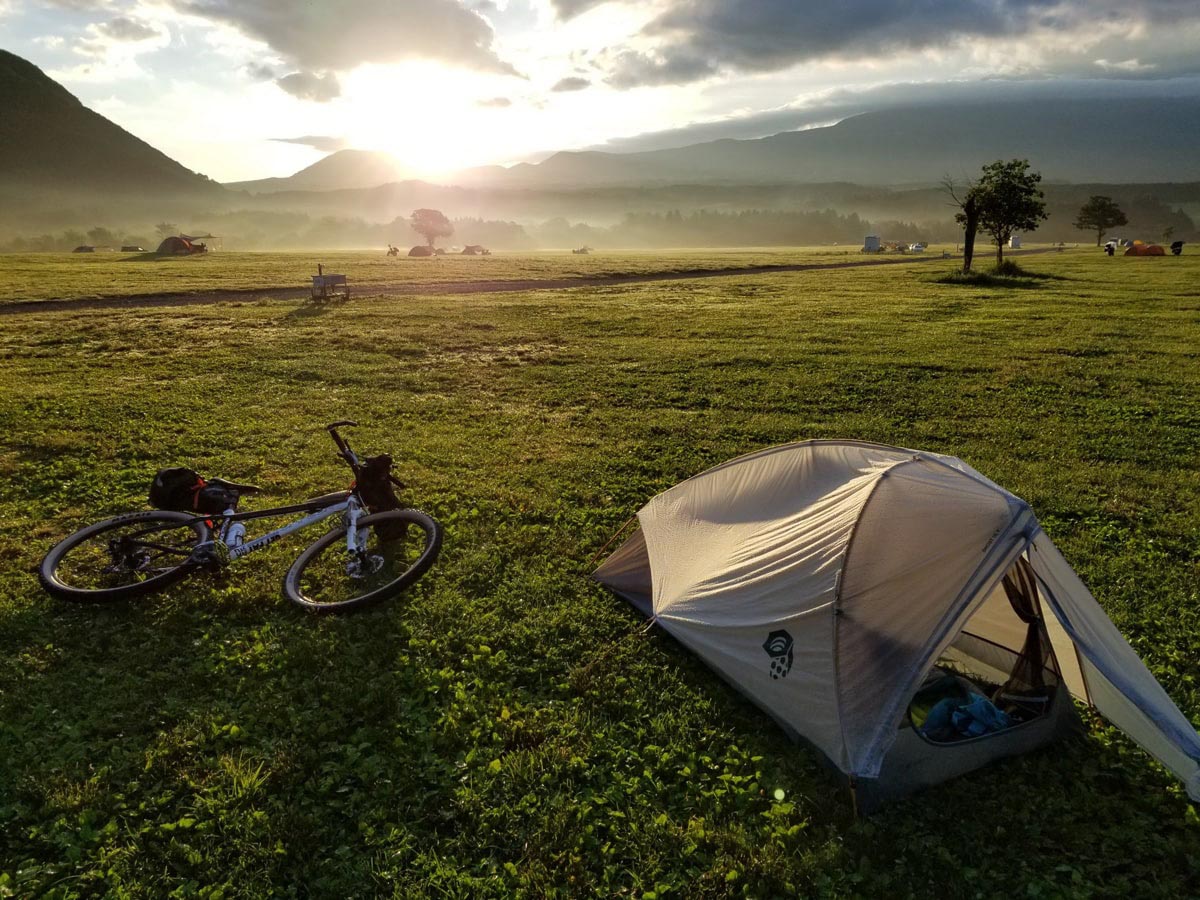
[326, 421, 360, 470]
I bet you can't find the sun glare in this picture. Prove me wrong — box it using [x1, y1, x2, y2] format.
[340, 63, 518, 175]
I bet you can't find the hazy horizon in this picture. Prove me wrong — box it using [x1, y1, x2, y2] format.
[3, 0, 1200, 183]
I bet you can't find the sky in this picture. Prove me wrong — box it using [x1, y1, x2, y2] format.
[2, 0, 1199, 182]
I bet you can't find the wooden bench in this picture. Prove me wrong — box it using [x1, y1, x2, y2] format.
[311, 273, 349, 300]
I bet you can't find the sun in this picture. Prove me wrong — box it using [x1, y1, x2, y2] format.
[340, 63, 521, 176]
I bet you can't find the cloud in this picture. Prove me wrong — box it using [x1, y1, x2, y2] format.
[551, 75, 591, 92]
[477, 96, 512, 107]
[72, 13, 169, 62]
[270, 134, 348, 151]
[1095, 58, 1158, 73]
[95, 16, 160, 42]
[276, 70, 341, 102]
[604, 49, 717, 89]
[605, 0, 1200, 88]
[172, 0, 521, 85]
[549, 0, 609, 19]
[589, 75, 1200, 152]
[244, 61, 276, 80]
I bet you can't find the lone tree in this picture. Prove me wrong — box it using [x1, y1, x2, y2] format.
[1074, 195, 1127, 246]
[952, 159, 1048, 268]
[943, 177, 980, 273]
[410, 209, 453, 248]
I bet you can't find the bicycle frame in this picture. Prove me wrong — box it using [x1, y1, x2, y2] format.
[162, 421, 382, 568]
[185, 492, 367, 565]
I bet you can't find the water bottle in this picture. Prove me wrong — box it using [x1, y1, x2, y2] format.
[226, 520, 246, 548]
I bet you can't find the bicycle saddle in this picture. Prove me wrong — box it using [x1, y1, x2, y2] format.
[207, 477, 263, 494]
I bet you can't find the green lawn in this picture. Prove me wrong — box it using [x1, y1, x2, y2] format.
[0, 246, 962, 304]
[0, 251, 1197, 897]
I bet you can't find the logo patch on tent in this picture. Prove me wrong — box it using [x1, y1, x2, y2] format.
[763, 630, 794, 679]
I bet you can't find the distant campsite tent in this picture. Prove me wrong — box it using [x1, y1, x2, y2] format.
[72, 245, 94, 253]
[1125, 241, 1165, 256]
[156, 236, 203, 255]
[462, 244, 490, 255]
[593, 441, 1200, 810]
[408, 245, 434, 257]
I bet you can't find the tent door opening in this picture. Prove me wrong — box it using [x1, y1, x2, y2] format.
[859, 556, 1083, 810]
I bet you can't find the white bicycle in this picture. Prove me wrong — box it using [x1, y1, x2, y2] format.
[39, 422, 442, 613]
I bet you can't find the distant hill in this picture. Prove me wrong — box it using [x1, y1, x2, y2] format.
[454, 98, 1200, 189]
[226, 150, 416, 193]
[0, 49, 222, 197]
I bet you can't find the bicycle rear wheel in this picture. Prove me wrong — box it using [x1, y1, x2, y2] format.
[39, 511, 210, 601]
[283, 509, 442, 613]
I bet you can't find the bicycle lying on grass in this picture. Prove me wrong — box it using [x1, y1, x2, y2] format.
[39, 422, 442, 613]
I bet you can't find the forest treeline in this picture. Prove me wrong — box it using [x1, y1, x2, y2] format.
[0, 197, 1193, 252]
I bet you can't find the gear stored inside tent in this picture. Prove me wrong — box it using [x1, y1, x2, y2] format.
[592, 440, 1200, 811]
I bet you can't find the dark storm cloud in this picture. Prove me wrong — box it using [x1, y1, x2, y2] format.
[606, 0, 1200, 88]
[172, 0, 521, 81]
[276, 70, 341, 102]
[551, 76, 590, 92]
[270, 134, 349, 151]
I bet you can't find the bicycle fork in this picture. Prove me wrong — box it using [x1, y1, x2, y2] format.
[343, 498, 383, 579]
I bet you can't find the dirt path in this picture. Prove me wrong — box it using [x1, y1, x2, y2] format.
[0, 248, 1061, 316]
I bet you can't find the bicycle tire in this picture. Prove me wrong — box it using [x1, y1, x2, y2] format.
[283, 508, 442, 614]
[39, 510, 210, 602]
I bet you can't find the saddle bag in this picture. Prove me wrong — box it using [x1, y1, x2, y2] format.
[149, 467, 207, 511]
[149, 468, 231, 514]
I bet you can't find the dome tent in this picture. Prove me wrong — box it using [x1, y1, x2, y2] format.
[156, 235, 195, 255]
[593, 440, 1200, 810]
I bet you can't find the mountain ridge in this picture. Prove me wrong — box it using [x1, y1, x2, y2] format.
[0, 48, 223, 198]
[225, 149, 417, 194]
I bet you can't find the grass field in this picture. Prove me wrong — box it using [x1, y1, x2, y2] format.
[0, 250, 1197, 897]
[0, 246, 964, 304]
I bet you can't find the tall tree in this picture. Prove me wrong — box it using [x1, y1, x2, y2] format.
[410, 209, 453, 248]
[1074, 195, 1128, 246]
[971, 159, 1048, 266]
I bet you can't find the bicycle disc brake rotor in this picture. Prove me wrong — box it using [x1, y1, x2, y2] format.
[345, 552, 385, 580]
[107, 538, 152, 575]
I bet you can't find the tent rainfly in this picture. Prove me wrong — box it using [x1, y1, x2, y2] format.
[593, 440, 1200, 810]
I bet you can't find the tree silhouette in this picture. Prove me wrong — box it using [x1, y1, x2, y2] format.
[1074, 196, 1127, 246]
[410, 209, 453, 248]
[958, 159, 1047, 266]
[944, 177, 979, 273]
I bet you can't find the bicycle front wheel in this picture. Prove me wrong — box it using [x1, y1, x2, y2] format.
[283, 509, 442, 613]
[39, 510, 210, 601]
